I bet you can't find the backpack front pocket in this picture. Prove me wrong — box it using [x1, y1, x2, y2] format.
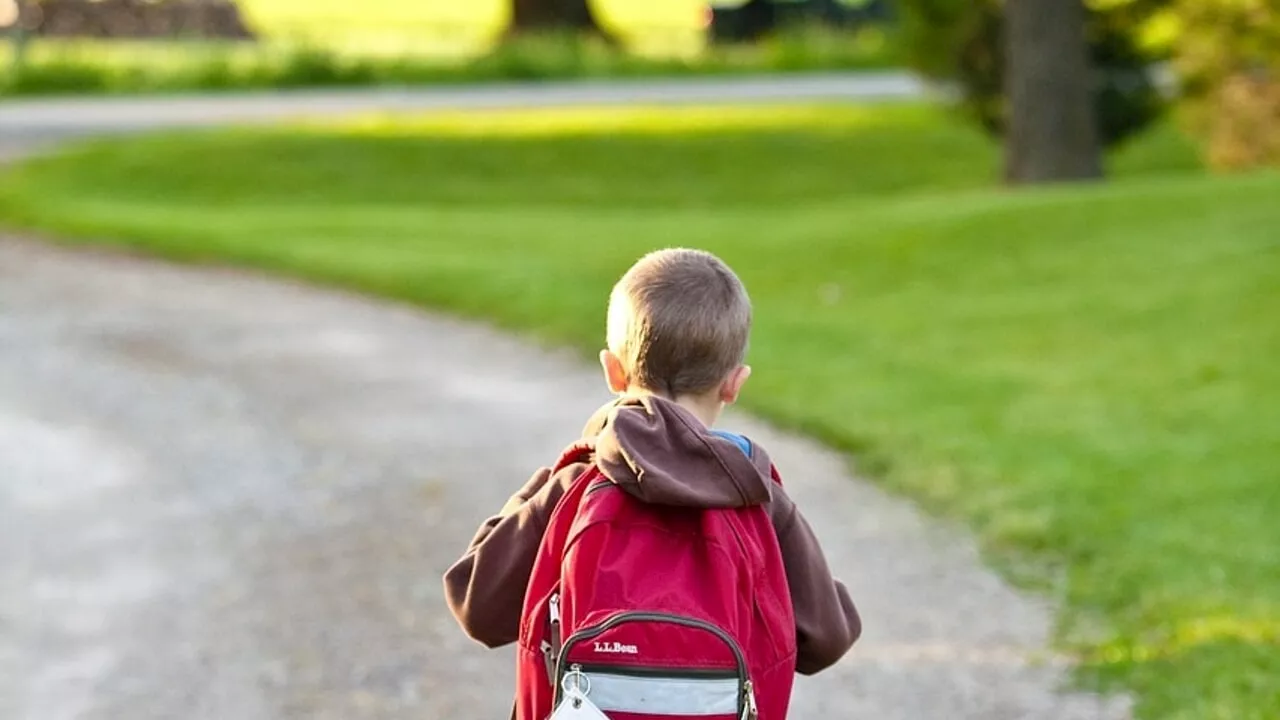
[554, 612, 756, 719]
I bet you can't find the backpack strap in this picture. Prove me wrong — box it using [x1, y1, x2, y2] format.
[532, 442, 601, 684]
[550, 439, 595, 475]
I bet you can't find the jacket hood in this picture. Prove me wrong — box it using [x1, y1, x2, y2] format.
[582, 395, 775, 509]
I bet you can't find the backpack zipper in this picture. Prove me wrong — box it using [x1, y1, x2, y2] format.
[553, 612, 753, 716]
[541, 592, 563, 683]
[571, 663, 737, 680]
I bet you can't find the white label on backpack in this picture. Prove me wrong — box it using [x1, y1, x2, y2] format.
[549, 688, 611, 720]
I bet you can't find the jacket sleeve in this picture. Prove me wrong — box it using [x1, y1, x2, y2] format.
[772, 488, 862, 675]
[442, 461, 586, 649]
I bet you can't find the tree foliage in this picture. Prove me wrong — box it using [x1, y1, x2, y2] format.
[1172, 0, 1280, 169]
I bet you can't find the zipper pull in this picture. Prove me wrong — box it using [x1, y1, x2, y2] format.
[544, 593, 563, 685]
[549, 593, 563, 649]
[741, 680, 758, 720]
[564, 664, 590, 709]
[541, 640, 555, 683]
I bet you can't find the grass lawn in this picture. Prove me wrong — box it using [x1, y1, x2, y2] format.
[0, 103, 1276, 719]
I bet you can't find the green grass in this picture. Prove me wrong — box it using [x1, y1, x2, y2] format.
[0, 26, 900, 98]
[0, 103, 1276, 719]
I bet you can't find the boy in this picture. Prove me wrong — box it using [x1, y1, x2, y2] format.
[444, 248, 860, 717]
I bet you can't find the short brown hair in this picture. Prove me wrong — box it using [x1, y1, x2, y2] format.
[607, 248, 751, 396]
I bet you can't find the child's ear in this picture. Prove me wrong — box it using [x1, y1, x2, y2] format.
[599, 349, 630, 394]
[719, 365, 752, 404]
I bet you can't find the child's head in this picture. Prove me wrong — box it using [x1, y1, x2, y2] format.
[601, 248, 752, 419]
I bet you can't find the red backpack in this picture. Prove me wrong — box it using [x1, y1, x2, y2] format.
[514, 442, 798, 720]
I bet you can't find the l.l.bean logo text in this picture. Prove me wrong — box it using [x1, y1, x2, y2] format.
[592, 641, 639, 655]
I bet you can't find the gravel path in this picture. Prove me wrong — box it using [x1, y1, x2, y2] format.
[0, 79, 1129, 720]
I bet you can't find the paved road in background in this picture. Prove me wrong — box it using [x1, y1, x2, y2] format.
[0, 75, 1130, 720]
[0, 71, 927, 157]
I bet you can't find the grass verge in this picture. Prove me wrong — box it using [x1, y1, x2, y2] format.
[0, 103, 1276, 719]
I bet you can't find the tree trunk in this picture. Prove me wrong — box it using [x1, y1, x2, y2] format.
[5, 1, 30, 70]
[510, 0, 610, 36]
[1004, 0, 1103, 184]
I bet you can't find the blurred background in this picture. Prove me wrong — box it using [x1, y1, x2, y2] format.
[1, 0, 1274, 171]
[0, 0, 898, 88]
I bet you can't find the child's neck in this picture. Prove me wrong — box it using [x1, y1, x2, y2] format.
[627, 387, 721, 427]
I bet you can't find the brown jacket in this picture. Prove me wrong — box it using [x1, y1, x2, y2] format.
[443, 395, 861, 675]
